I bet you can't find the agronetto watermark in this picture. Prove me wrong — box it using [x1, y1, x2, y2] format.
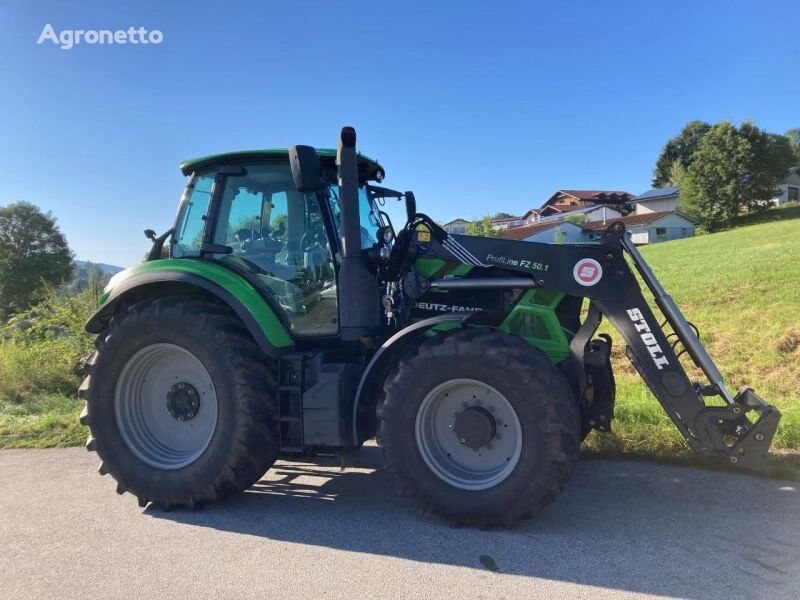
[37, 24, 163, 50]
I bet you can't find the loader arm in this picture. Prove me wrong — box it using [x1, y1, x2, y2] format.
[415, 223, 780, 470]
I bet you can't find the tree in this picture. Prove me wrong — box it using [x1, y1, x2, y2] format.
[680, 122, 795, 230]
[652, 120, 712, 187]
[466, 216, 501, 238]
[785, 128, 800, 164]
[0, 202, 73, 315]
[564, 214, 588, 226]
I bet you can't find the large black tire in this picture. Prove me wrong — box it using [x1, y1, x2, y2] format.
[80, 296, 280, 509]
[378, 328, 580, 526]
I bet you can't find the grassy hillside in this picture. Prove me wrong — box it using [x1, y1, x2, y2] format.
[585, 208, 800, 457]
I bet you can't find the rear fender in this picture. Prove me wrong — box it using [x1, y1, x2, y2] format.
[86, 264, 294, 359]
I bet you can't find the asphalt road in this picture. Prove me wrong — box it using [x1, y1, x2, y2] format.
[1, 446, 798, 600]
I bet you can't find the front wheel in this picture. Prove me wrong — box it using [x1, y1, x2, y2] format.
[80, 296, 280, 509]
[378, 328, 580, 526]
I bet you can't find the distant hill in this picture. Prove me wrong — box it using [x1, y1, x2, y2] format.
[65, 260, 125, 295]
[73, 260, 124, 276]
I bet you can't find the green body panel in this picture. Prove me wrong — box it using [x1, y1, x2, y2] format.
[413, 258, 572, 363]
[99, 259, 295, 349]
[414, 258, 473, 280]
[414, 257, 448, 279]
[499, 289, 571, 363]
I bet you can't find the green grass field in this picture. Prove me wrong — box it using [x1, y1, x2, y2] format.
[584, 205, 800, 458]
[1, 206, 798, 463]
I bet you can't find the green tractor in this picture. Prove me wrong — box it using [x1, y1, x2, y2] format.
[80, 127, 780, 525]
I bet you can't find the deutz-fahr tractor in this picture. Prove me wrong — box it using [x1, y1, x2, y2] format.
[80, 127, 780, 525]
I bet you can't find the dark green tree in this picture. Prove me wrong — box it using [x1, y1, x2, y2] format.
[785, 128, 800, 164]
[0, 202, 73, 315]
[681, 122, 795, 230]
[466, 216, 501, 238]
[652, 120, 712, 187]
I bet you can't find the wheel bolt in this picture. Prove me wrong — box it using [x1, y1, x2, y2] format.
[495, 434, 502, 440]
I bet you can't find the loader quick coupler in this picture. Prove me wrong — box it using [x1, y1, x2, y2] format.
[694, 388, 781, 470]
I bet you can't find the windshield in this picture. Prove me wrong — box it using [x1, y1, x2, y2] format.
[326, 184, 383, 249]
[172, 172, 215, 257]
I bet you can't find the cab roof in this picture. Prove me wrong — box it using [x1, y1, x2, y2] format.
[179, 148, 385, 182]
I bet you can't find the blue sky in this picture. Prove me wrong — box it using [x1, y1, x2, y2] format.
[0, 0, 797, 266]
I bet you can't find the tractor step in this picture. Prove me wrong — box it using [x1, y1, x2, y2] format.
[278, 355, 306, 453]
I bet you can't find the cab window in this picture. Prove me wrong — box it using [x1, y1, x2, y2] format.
[172, 172, 215, 258]
[212, 163, 338, 337]
[326, 184, 383, 250]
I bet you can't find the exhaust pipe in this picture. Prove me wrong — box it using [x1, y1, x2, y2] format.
[336, 126, 380, 340]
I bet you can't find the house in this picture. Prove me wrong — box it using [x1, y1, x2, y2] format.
[634, 187, 681, 215]
[490, 213, 526, 230]
[442, 218, 471, 235]
[522, 208, 544, 224]
[538, 204, 624, 224]
[582, 210, 697, 245]
[539, 189, 635, 217]
[499, 220, 586, 244]
[773, 167, 800, 206]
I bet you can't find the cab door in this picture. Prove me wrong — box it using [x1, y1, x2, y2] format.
[210, 162, 340, 337]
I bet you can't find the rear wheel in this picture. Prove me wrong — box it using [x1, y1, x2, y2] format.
[80, 296, 280, 509]
[379, 328, 580, 526]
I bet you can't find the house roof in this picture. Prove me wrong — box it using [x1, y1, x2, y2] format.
[635, 187, 681, 202]
[540, 205, 578, 215]
[541, 189, 635, 208]
[499, 220, 583, 240]
[442, 218, 471, 226]
[581, 210, 697, 231]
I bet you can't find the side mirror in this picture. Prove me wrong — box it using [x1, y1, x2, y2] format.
[289, 145, 322, 192]
[404, 191, 417, 222]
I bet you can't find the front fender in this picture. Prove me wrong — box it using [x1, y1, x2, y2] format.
[351, 313, 472, 445]
[86, 259, 294, 358]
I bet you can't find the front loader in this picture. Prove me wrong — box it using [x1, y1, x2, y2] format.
[80, 126, 780, 525]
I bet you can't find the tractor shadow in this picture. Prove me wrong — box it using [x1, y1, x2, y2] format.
[148, 445, 800, 599]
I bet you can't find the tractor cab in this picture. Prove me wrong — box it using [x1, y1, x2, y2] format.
[169, 148, 394, 340]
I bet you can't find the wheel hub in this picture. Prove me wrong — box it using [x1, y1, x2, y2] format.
[415, 378, 523, 491]
[166, 382, 200, 422]
[453, 406, 497, 450]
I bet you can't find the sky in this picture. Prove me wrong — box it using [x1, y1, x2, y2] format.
[0, 0, 797, 267]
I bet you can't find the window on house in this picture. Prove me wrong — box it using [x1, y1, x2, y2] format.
[656, 227, 667, 238]
[789, 186, 799, 202]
